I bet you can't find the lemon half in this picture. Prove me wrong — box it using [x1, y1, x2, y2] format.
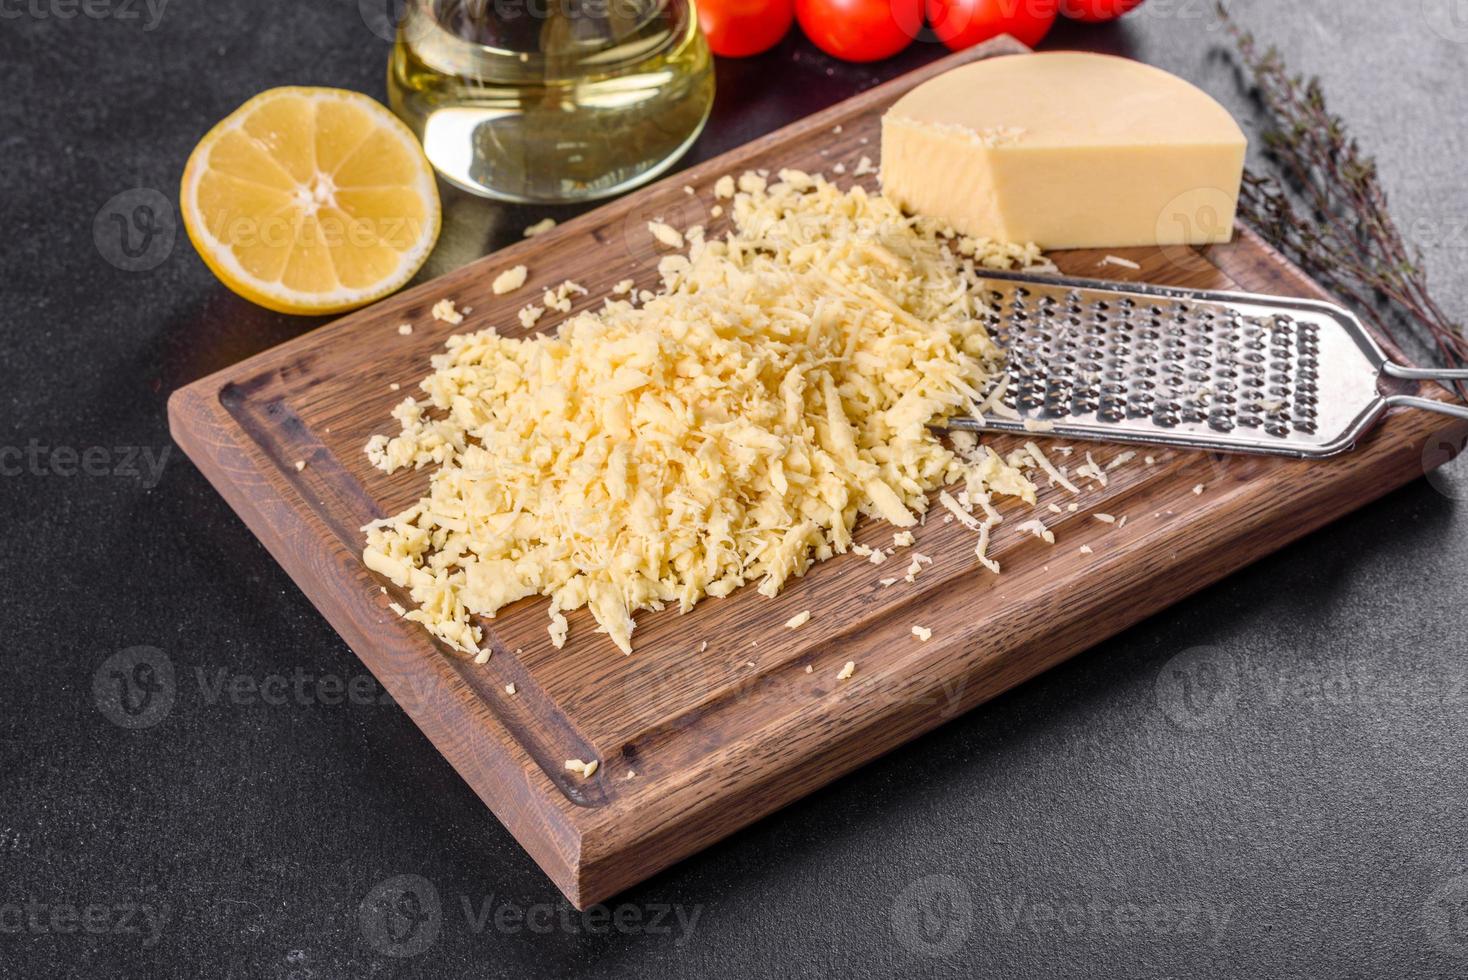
[181, 87, 441, 315]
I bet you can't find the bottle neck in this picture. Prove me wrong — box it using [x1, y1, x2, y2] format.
[401, 0, 688, 82]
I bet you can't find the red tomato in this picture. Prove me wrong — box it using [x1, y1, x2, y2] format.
[698, 0, 796, 57]
[1057, 0, 1146, 21]
[926, 0, 1058, 50]
[796, 0, 924, 62]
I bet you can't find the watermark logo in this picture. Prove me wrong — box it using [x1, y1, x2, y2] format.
[1423, 424, 1468, 502]
[891, 874, 975, 957]
[1154, 645, 1239, 731]
[359, 874, 442, 958]
[94, 188, 175, 272]
[1153, 187, 1237, 276]
[1423, 875, 1468, 956]
[1423, 0, 1468, 44]
[93, 646, 175, 729]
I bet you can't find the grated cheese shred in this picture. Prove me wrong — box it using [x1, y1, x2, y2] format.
[362, 171, 1042, 655]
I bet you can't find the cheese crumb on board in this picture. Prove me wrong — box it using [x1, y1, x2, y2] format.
[474, 648, 492, 664]
[294, 460, 306, 472]
[397, 323, 413, 336]
[524, 217, 557, 237]
[893, 531, 915, 547]
[647, 220, 684, 249]
[493, 265, 528, 295]
[837, 661, 856, 680]
[713, 175, 735, 199]
[1094, 513, 1117, 524]
[504, 682, 516, 695]
[1099, 255, 1142, 270]
[1023, 441, 1080, 494]
[431, 299, 464, 325]
[361, 171, 1042, 655]
[518, 305, 544, 328]
[1015, 518, 1055, 544]
[1079, 544, 1094, 555]
[1193, 484, 1206, 495]
[612, 279, 635, 295]
[911, 626, 932, 641]
[785, 611, 812, 629]
[903, 553, 934, 582]
[564, 758, 598, 778]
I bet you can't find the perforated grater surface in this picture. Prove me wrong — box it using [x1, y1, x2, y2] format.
[948, 270, 1468, 458]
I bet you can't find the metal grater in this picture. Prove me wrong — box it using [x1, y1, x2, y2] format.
[948, 270, 1468, 458]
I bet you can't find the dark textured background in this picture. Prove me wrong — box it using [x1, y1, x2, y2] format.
[5, 1, 1468, 976]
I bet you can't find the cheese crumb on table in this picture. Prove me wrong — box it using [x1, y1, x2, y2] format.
[431, 299, 463, 325]
[785, 610, 812, 629]
[837, 661, 856, 680]
[361, 171, 1043, 655]
[492, 265, 528, 295]
[524, 217, 557, 237]
[911, 626, 932, 641]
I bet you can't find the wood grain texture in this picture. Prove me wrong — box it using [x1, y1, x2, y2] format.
[167, 37, 1461, 908]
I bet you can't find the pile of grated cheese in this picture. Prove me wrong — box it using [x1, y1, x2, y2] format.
[362, 170, 1043, 656]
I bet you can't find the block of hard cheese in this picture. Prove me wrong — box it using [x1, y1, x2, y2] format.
[880, 52, 1247, 250]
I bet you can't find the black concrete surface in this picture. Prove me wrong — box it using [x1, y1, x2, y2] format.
[4, 1, 1468, 976]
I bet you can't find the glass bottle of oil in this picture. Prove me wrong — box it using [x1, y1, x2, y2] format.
[387, 0, 714, 204]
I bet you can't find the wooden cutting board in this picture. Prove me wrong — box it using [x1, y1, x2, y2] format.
[168, 37, 1458, 908]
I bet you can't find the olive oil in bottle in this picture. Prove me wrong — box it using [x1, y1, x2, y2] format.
[388, 0, 714, 204]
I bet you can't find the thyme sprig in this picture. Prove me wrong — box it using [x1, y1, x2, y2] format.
[1217, 2, 1467, 398]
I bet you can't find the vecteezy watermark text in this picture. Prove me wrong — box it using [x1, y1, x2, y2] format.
[0, 0, 168, 31]
[2, 441, 170, 489]
[93, 647, 420, 729]
[359, 874, 701, 957]
[0, 899, 168, 948]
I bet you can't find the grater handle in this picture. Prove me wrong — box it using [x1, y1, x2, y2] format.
[1382, 395, 1468, 423]
[1381, 362, 1468, 382]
